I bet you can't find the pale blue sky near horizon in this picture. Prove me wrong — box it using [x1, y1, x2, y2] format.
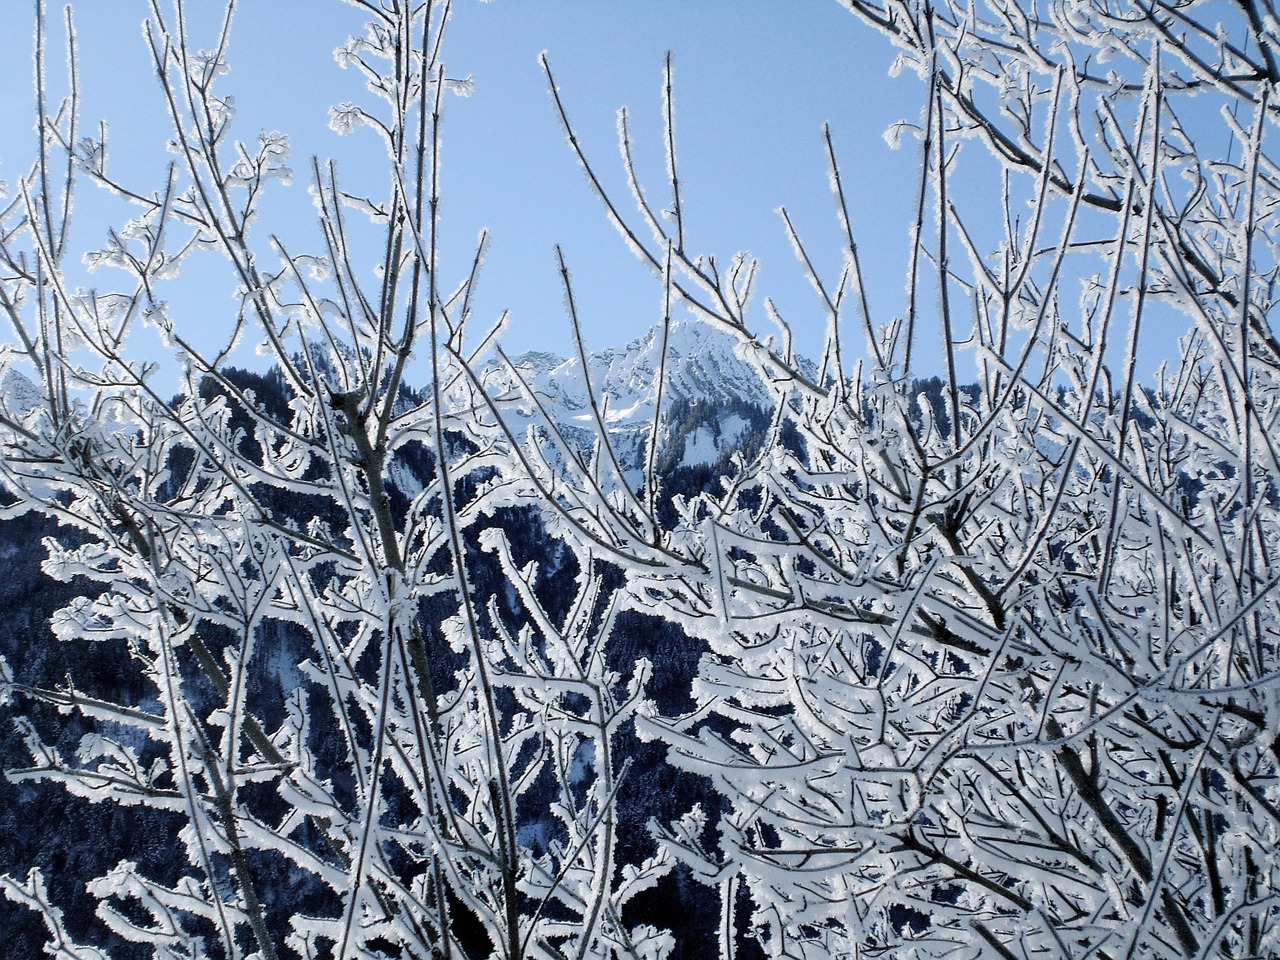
[1, 2, 941, 379]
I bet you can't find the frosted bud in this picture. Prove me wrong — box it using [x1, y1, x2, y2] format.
[883, 121, 921, 151]
[445, 75, 476, 98]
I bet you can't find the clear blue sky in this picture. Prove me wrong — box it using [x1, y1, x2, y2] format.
[1, 3, 928, 372]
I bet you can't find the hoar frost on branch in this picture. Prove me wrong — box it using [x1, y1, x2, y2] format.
[1, 0, 1279, 959]
[536, 0, 1280, 956]
[1, 3, 676, 959]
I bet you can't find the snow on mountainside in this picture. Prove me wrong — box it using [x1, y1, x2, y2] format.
[0, 367, 43, 420]
[0, 321, 774, 485]
[495, 318, 772, 474]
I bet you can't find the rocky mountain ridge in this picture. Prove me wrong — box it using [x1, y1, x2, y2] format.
[495, 317, 774, 479]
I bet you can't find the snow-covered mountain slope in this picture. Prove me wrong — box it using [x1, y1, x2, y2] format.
[0, 366, 43, 420]
[493, 318, 773, 474]
[0, 320, 774, 491]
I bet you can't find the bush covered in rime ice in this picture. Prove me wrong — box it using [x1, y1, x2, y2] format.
[1, 2, 1279, 959]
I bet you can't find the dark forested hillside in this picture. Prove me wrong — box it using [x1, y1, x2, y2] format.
[0, 363, 749, 959]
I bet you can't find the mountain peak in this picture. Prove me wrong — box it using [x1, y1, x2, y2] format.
[488, 318, 771, 477]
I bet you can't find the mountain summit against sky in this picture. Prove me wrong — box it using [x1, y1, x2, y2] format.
[505, 318, 771, 417]
[496, 318, 772, 473]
